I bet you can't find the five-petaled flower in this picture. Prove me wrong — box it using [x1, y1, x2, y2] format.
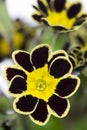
[32, 0, 87, 31]
[5, 44, 80, 125]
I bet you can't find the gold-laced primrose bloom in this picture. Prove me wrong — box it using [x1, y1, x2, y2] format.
[65, 23, 87, 71]
[5, 44, 80, 125]
[68, 46, 86, 71]
[32, 0, 87, 31]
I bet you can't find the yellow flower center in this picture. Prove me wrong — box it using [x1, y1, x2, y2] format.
[25, 65, 58, 102]
[46, 10, 75, 29]
[36, 79, 46, 91]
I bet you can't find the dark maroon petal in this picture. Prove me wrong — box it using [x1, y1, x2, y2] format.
[49, 57, 72, 78]
[48, 94, 70, 117]
[48, 50, 67, 68]
[52, 26, 68, 31]
[53, 0, 66, 12]
[30, 99, 49, 124]
[67, 3, 82, 19]
[42, 18, 49, 26]
[31, 45, 50, 69]
[6, 67, 27, 81]
[55, 76, 79, 97]
[14, 95, 38, 113]
[9, 76, 27, 94]
[13, 51, 34, 72]
[33, 5, 40, 11]
[32, 14, 43, 22]
[38, 0, 48, 15]
[73, 17, 86, 27]
[46, 0, 52, 10]
[46, 0, 51, 4]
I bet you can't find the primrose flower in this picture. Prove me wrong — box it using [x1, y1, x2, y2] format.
[66, 25, 87, 71]
[5, 44, 80, 125]
[32, 0, 87, 31]
[68, 45, 87, 71]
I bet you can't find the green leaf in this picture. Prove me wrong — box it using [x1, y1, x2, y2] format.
[74, 115, 87, 130]
[29, 115, 63, 130]
[40, 27, 67, 51]
[0, 96, 11, 113]
[0, 0, 13, 35]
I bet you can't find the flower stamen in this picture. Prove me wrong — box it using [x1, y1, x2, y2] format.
[36, 79, 46, 91]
